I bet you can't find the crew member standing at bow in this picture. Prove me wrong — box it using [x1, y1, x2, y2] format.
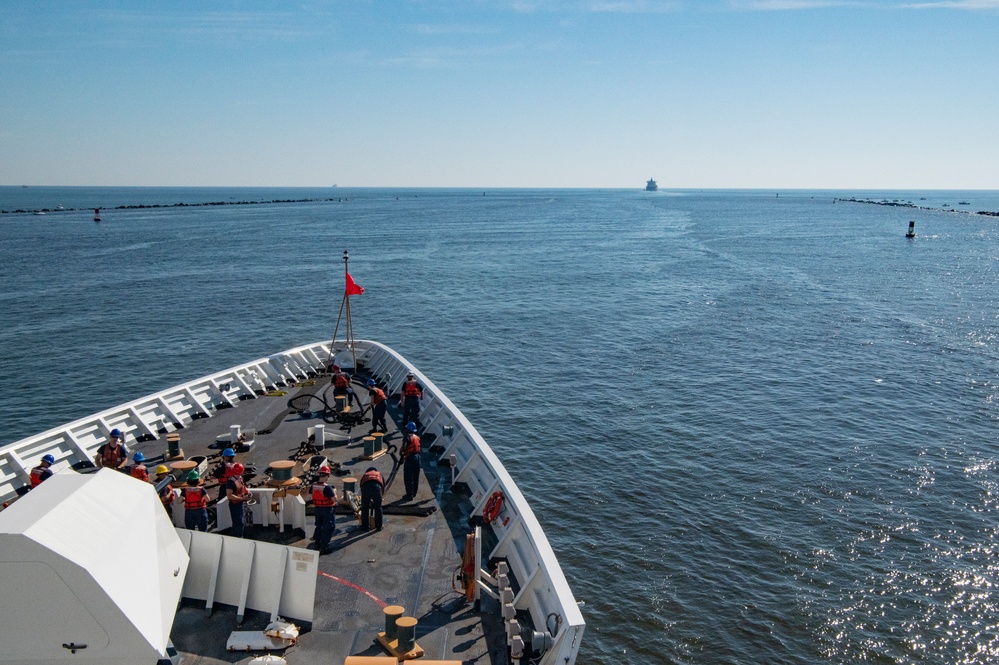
[402, 422, 422, 500]
[183, 471, 209, 532]
[94, 428, 129, 470]
[30, 454, 55, 488]
[311, 466, 338, 552]
[154, 465, 175, 513]
[331, 364, 357, 409]
[359, 466, 384, 531]
[212, 448, 237, 500]
[129, 451, 149, 481]
[400, 372, 423, 427]
[367, 378, 387, 433]
[225, 463, 251, 538]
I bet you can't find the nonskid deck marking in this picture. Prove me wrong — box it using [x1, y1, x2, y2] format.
[318, 570, 387, 608]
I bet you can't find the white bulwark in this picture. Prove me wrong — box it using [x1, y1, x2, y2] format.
[0, 469, 189, 664]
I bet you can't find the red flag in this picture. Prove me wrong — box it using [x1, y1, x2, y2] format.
[345, 272, 364, 296]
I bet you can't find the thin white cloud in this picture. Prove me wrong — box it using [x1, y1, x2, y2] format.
[734, 0, 999, 6]
[503, 0, 681, 12]
[382, 42, 528, 68]
[901, 0, 999, 7]
[586, 0, 683, 11]
[730, 0, 871, 8]
[99, 9, 323, 41]
[409, 23, 499, 36]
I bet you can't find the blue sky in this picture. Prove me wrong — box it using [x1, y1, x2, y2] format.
[1, 1, 996, 188]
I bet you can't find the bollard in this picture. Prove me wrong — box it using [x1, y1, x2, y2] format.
[343, 477, 357, 495]
[383, 605, 405, 643]
[314, 424, 325, 448]
[230, 425, 241, 444]
[363, 436, 375, 457]
[372, 431, 384, 452]
[166, 432, 181, 458]
[396, 616, 418, 653]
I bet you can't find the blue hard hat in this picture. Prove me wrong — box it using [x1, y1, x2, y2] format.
[133, 451, 145, 462]
[366, 378, 376, 387]
[110, 428, 123, 438]
[42, 454, 55, 464]
[222, 448, 235, 457]
[405, 422, 418, 432]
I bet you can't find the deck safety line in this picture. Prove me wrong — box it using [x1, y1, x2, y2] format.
[317, 570, 387, 608]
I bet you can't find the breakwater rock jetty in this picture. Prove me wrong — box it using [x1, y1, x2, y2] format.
[837, 197, 999, 218]
[2, 196, 348, 216]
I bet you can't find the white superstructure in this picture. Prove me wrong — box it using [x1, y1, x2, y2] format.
[0, 469, 188, 664]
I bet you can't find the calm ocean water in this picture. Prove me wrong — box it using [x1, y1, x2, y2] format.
[3, 186, 999, 664]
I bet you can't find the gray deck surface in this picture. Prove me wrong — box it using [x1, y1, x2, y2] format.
[127, 373, 508, 665]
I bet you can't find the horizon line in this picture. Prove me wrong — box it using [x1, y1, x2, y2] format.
[3, 184, 998, 192]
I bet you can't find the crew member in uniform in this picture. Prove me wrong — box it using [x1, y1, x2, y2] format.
[129, 451, 149, 481]
[359, 466, 384, 531]
[212, 448, 237, 500]
[366, 378, 387, 433]
[402, 421, 422, 500]
[330, 364, 358, 410]
[154, 465, 175, 513]
[225, 462, 251, 538]
[183, 471, 209, 532]
[310, 466, 338, 552]
[94, 428, 129, 470]
[400, 373, 423, 427]
[30, 454, 55, 488]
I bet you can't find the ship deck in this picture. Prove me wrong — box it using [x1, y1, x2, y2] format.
[131, 373, 507, 665]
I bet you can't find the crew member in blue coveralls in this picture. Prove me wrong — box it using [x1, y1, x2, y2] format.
[359, 466, 384, 531]
[400, 373, 423, 427]
[225, 463, 251, 537]
[367, 378, 388, 433]
[402, 422, 422, 500]
[29, 454, 55, 488]
[311, 466, 338, 552]
[94, 428, 129, 470]
[183, 471, 209, 532]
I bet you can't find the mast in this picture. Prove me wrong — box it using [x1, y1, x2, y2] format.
[327, 250, 357, 370]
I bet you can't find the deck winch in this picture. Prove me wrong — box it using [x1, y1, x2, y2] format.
[267, 460, 299, 487]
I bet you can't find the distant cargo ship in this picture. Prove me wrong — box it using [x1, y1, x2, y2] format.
[645, 178, 658, 191]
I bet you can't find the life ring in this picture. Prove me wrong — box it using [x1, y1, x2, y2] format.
[483, 491, 504, 524]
